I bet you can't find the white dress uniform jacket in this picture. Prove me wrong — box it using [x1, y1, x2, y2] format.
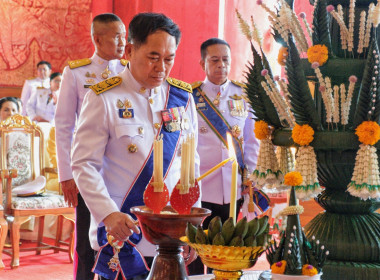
[71, 67, 200, 256]
[55, 53, 126, 182]
[196, 78, 259, 205]
[26, 88, 57, 123]
[21, 77, 50, 115]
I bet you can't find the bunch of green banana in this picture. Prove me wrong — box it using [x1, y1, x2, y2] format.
[185, 215, 269, 247]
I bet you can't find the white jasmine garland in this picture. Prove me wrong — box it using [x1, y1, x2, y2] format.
[295, 146, 321, 200]
[340, 83, 348, 125]
[364, 3, 375, 48]
[348, 0, 356, 52]
[357, 11, 366, 54]
[337, 5, 347, 50]
[327, 6, 350, 41]
[333, 85, 340, 124]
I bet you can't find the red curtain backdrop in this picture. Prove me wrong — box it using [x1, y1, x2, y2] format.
[0, 0, 313, 88]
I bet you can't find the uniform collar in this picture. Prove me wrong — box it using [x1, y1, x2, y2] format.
[203, 77, 230, 95]
[91, 53, 119, 68]
[120, 66, 163, 97]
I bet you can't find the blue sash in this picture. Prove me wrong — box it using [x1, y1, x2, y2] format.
[192, 87, 245, 170]
[94, 85, 190, 280]
[193, 86, 269, 212]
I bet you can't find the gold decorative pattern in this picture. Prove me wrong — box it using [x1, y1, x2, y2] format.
[90, 76, 122, 95]
[68, 58, 92, 69]
[120, 59, 128, 66]
[231, 80, 247, 89]
[167, 77, 192, 93]
[191, 81, 202, 90]
[1, 114, 35, 129]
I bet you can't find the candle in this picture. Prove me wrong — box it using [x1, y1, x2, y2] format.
[153, 140, 157, 183]
[189, 134, 195, 185]
[158, 137, 163, 187]
[184, 141, 190, 192]
[196, 157, 233, 181]
[227, 133, 238, 222]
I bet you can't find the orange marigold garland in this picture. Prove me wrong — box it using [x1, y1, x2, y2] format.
[277, 46, 288, 66]
[251, 121, 283, 188]
[284, 171, 303, 186]
[254, 120, 270, 140]
[271, 260, 287, 274]
[292, 124, 314, 146]
[348, 121, 380, 200]
[307, 44, 329, 66]
[291, 124, 321, 200]
[302, 264, 319, 276]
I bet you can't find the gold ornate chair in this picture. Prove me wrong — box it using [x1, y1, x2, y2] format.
[0, 184, 7, 270]
[0, 114, 75, 268]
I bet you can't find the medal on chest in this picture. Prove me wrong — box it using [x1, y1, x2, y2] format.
[161, 106, 186, 132]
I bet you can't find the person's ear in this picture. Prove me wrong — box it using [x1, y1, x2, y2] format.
[200, 59, 205, 71]
[125, 43, 133, 60]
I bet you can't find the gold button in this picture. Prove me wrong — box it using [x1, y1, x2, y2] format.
[138, 127, 144, 135]
[139, 87, 146, 93]
[154, 123, 161, 129]
[128, 144, 137, 153]
[149, 98, 154, 104]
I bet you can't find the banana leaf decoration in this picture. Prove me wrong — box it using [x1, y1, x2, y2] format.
[353, 29, 380, 127]
[312, 0, 332, 54]
[244, 42, 283, 128]
[286, 37, 321, 130]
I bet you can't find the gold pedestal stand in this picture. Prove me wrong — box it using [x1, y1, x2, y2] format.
[131, 206, 211, 280]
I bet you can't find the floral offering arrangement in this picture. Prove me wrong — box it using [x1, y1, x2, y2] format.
[237, 0, 380, 201]
[266, 173, 328, 279]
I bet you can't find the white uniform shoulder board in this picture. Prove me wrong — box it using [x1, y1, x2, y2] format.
[68, 58, 92, 69]
[166, 77, 192, 93]
[231, 80, 247, 89]
[90, 76, 122, 95]
[191, 81, 202, 90]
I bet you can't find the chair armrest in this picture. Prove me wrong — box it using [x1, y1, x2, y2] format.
[1, 169, 18, 213]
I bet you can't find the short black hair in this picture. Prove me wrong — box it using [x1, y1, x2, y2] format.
[128, 13, 181, 48]
[50, 72, 61, 81]
[200, 38, 230, 60]
[37, 60, 51, 69]
[93, 13, 122, 24]
[0, 97, 20, 112]
[91, 13, 122, 36]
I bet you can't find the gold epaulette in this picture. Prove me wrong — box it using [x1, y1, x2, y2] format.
[231, 80, 247, 89]
[36, 86, 45, 89]
[120, 59, 128, 66]
[27, 77, 36, 80]
[191, 81, 202, 90]
[68, 58, 92, 69]
[90, 76, 122, 95]
[166, 77, 192, 93]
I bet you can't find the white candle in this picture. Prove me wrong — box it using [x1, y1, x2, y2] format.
[227, 133, 238, 222]
[190, 134, 195, 185]
[184, 141, 190, 191]
[180, 140, 185, 187]
[153, 140, 157, 182]
[159, 138, 163, 186]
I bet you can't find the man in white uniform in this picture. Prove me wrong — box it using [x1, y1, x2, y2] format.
[71, 13, 200, 280]
[188, 38, 268, 274]
[20, 60, 51, 115]
[26, 72, 62, 123]
[55, 13, 127, 280]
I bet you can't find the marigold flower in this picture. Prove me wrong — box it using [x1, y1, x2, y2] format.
[355, 121, 380, 145]
[284, 171, 303, 186]
[292, 124, 314, 146]
[271, 260, 287, 274]
[307, 44, 329, 66]
[254, 120, 270, 140]
[302, 264, 318, 276]
[277, 46, 288, 66]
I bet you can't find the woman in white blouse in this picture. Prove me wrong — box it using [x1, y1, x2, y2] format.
[26, 72, 61, 123]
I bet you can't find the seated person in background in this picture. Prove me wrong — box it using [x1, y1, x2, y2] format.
[26, 72, 62, 123]
[20, 60, 52, 115]
[0, 97, 20, 122]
